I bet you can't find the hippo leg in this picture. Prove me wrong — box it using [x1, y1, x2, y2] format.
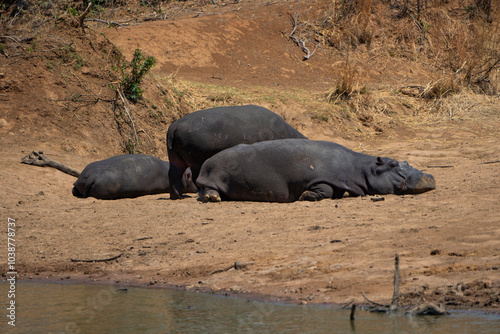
[200, 189, 221, 203]
[299, 183, 334, 201]
[168, 159, 189, 200]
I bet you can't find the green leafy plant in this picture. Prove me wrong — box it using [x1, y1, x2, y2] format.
[121, 49, 156, 103]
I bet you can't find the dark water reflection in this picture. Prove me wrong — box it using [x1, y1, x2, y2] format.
[2, 282, 499, 333]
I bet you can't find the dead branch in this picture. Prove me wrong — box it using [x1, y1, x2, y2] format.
[84, 19, 130, 29]
[78, 2, 92, 32]
[47, 35, 71, 46]
[390, 253, 400, 311]
[208, 261, 254, 275]
[116, 88, 139, 148]
[70, 253, 123, 263]
[133, 237, 153, 241]
[361, 253, 400, 311]
[142, 0, 162, 13]
[361, 292, 390, 308]
[0, 36, 21, 45]
[479, 160, 500, 165]
[341, 299, 355, 309]
[350, 304, 357, 320]
[427, 165, 454, 168]
[288, 0, 318, 60]
[21, 151, 81, 177]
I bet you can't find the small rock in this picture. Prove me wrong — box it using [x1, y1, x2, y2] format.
[448, 252, 463, 257]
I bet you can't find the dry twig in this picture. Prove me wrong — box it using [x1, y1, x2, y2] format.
[70, 253, 123, 263]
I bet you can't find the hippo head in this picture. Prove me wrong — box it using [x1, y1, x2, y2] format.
[367, 157, 436, 195]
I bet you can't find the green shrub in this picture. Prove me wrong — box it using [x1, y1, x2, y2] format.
[122, 49, 156, 102]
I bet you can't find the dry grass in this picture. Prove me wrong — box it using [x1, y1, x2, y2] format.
[310, 0, 499, 98]
[318, 0, 374, 49]
[420, 76, 461, 99]
[326, 55, 367, 103]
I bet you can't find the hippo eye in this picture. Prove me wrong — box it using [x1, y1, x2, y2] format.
[389, 161, 398, 168]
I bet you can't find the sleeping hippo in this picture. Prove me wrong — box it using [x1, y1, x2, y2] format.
[73, 154, 197, 200]
[196, 139, 436, 203]
[167, 104, 307, 199]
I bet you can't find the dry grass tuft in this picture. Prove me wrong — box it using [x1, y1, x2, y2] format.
[420, 76, 461, 99]
[327, 56, 367, 103]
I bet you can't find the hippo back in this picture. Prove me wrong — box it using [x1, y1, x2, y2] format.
[166, 105, 306, 199]
[73, 155, 196, 200]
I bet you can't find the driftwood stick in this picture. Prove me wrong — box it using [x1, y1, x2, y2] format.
[208, 261, 254, 275]
[350, 304, 357, 320]
[133, 237, 153, 241]
[84, 18, 129, 29]
[390, 253, 400, 311]
[427, 165, 454, 168]
[21, 151, 81, 177]
[70, 253, 123, 262]
[479, 160, 500, 165]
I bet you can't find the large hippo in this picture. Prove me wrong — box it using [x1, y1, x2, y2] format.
[73, 154, 198, 200]
[196, 139, 436, 203]
[167, 105, 307, 199]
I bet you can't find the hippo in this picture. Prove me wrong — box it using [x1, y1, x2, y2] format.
[167, 104, 307, 199]
[196, 139, 436, 203]
[73, 154, 198, 200]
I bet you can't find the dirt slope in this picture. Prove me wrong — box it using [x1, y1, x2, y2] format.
[0, 0, 499, 313]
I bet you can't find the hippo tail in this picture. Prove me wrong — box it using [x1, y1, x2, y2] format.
[167, 126, 177, 151]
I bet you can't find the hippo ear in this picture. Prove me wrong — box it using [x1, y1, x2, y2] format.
[185, 170, 192, 181]
[376, 157, 384, 166]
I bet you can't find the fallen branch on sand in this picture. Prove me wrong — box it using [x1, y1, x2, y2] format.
[427, 165, 454, 168]
[70, 253, 123, 263]
[21, 151, 81, 177]
[208, 261, 254, 276]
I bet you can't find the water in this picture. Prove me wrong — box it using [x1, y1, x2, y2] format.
[2, 282, 499, 333]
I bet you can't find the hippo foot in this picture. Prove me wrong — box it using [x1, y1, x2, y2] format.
[200, 189, 221, 203]
[299, 190, 323, 201]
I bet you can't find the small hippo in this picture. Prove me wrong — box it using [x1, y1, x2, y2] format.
[73, 154, 197, 200]
[167, 104, 307, 199]
[196, 139, 436, 203]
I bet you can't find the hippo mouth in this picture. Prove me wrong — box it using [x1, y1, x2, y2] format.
[396, 167, 436, 194]
[399, 174, 436, 194]
[411, 174, 436, 194]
